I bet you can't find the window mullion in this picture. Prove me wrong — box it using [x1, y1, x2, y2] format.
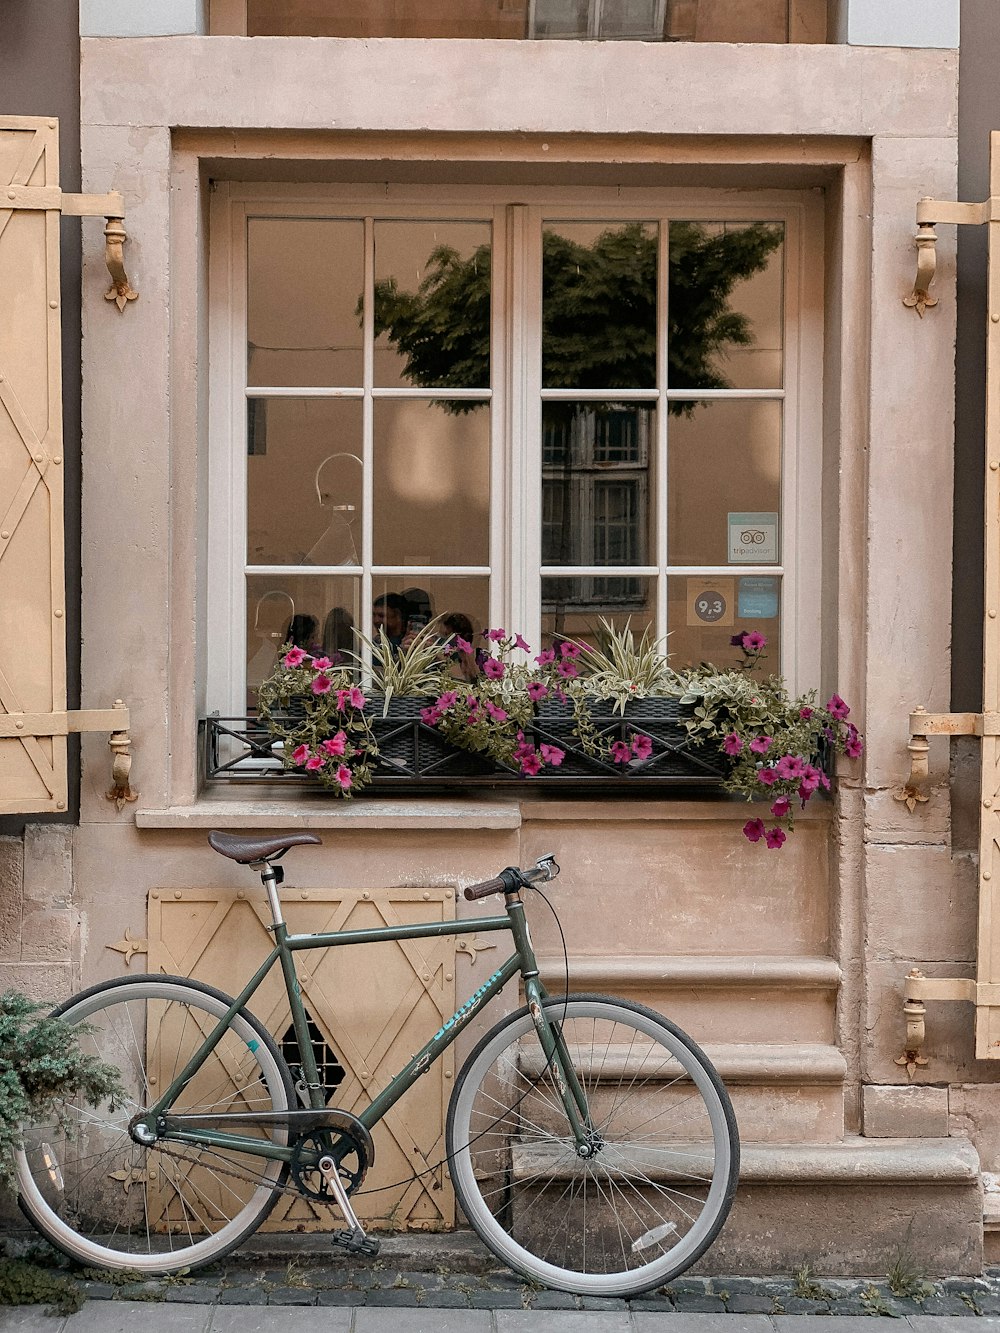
[361, 214, 374, 677]
[656, 217, 670, 643]
[507, 203, 537, 643]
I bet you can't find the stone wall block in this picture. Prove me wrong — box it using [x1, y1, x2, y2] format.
[864, 783, 951, 846]
[20, 825, 73, 963]
[950, 1084, 1000, 1173]
[862, 1083, 949, 1137]
[865, 843, 976, 964]
[0, 963, 73, 1004]
[0, 836, 24, 963]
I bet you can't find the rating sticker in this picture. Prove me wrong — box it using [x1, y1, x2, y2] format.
[686, 577, 734, 627]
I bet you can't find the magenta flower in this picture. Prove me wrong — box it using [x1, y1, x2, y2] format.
[514, 634, 530, 652]
[556, 660, 579, 679]
[559, 642, 582, 659]
[743, 818, 766, 843]
[722, 733, 743, 756]
[775, 754, 805, 780]
[454, 635, 472, 654]
[757, 767, 778, 786]
[483, 658, 506, 680]
[513, 737, 534, 764]
[527, 681, 549, 701]
[799, 764, 822, 794]
[535, 648, 556, 666]
[335, 689, 350, 711]
[771, 796, 791, 818]
[552, 688, 568, 704]
[291, 744, 310, 766]
[436, 691, 458, 710]
[826, 693, 850, 720]
[764, 826, 787, 850]
[631, 734, 653, 761]
[749, 736, 772, 755]
[485, 701, 508, 722]
[799, 707, 813, 720]
[610, 741, 632, 765]
[540, 744, 564, 767]
[311, 673, 333, 695]
[420, 705, 442, 726]
[348, 686, 366, 709]
[321, 732, 347, 757]
[310, 656, 332, 671]
[484, 628, 506, 642]
[520, 751, 543, 776]
[305, 755, 325, 772]
[283, 647, 307, 668]
[845, 724, 864, 758]
[743, 631, 766, 651]
[335, 764, 353, 791]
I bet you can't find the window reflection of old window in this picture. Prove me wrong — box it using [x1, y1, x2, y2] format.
[210, 189, 820, 716]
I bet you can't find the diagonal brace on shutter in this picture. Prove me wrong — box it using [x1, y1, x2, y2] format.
[0, 701, 135, 809]
[5, 185, 138, 310]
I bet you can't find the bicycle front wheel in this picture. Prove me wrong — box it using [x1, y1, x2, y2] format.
[447, 994, 738, 1297]
[16, 974, 295, 1274]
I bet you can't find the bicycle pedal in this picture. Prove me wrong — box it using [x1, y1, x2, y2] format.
[330, 1228, 380, 1257]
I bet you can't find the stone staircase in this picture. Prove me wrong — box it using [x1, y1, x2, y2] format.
[536, 953, 984, 1275]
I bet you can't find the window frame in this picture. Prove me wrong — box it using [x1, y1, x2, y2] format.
[207, 182, 823, 719]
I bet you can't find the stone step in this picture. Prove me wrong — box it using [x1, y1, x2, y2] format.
[537, 954, 841, 1045]
[520, 1040, 847, 1141]
[509, 1136, 982, 1276]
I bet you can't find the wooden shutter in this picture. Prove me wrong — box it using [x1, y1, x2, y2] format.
[0, 117, 67, 814]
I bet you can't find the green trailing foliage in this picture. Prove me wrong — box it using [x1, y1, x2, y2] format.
[369, 222, 783, 415]
[0, 1257, 84, 1315]
[0, 990, 124, 1193]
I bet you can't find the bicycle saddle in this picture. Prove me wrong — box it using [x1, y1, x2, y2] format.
[207, 830, 322, 864]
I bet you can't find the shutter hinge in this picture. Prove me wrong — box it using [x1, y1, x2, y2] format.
[894, 706, 999, 813]
[4, 184, 137, 311]
[896, 968, 982, 1080]
[0, 699, 136, 809]
[904, 195, 997, 316]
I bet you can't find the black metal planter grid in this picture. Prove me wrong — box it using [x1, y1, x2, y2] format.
[202, 695, 732, 790]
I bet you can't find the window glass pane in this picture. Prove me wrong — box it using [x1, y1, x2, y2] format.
[532, 0, 591, 37]
[374, 221, 491, 389]
[247, 0, 530, 38]
[247, 219, 363, 387]
[371, 577, 490, 650]
[373, 400, 490, 566]
[246, 574, 362, 707]
[667, 573, 781, 674]
[247, 398, 363, 566]
[667, 399, 781, 566]
[542, 222, 657, 390]
[541, 576, 654, 648]
[542, 403, 654, 567]
[668, 221, 784, 390]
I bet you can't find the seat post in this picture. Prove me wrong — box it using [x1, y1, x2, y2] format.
[257, 859, 286, 927]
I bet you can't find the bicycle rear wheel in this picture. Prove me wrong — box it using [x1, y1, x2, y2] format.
[16, 974, 294, 1274]
[447, 993, 738, 1298]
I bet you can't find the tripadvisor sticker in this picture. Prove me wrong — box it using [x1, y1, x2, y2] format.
[686, 578, 734, 627]
[728, 512, 778, 564]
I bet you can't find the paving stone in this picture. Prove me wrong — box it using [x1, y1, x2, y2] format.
[527, 1289, 578, 1308]
[77, 1282, 116, 1300]
[218, 1286, 267, 1305]
[211, 1307, 352, 1332]
[266, 1288, 318, 1305]
[635, 1317, 772, 1333]
[675, 1295, 728, 1312]
[364, 1288, 423, 1307]
[978, 1295, 1000, 1315]
[419, 1290, 469, 1308]
[725, 1295, 775, 1313]
[776, 1297, 832, 1313]
[163, 1284, 221, 1304]
[629, 1296, 675, 1311]
[354, 1310, 492, 1333]
[579, 1295, 629, 1310]
[62, 1302, 211, 1332]
[918, 1295, 978, 1315]
[316, 1290, 364, 1307]
[720, 1277, 787, 1296]
[394, 1271, 445, 1290]
[495, 1313, 631, 1332]
[0, 1310, 71, 1332]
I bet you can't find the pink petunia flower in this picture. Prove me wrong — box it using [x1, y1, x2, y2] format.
[556, 660, 579, 679]
[771, 795, 791, 818]
[321, 732, 347, 757]
[483, 658, 506, 680]
[283, 647, 307, 668]
[485, 628, 506, 642]
[743, 818, 766, 842]
[845, 724, 864, 758]
[485, 701, 508, 722]
[527, 681, 549, 701]
[310, 656, 332, 671]
[559, 642, 582, 659]
[722, 733, 743, 756]
[742, 631, 767, 652]
[631, 734, 653, 761]
[514, 634, 531, 652]
[291, 744, 310, 766]
[552, 688, 568, 704]
[757, 767, 778, 786]
[305, 755, 325, 772]
[335, 764, 353, 791]
[420, 706, 443, 726]
[764, 826, 787, 849]
[535, 649, 556, 666]
[540, 744, 564, 767]
[520, 751, 543, 776]
[749, 736, 772, 754]
[799, 764, 822, 794]
[610, 741, 632, 765]
[436, 691, 458, 710]
[454, 636, 472, 654]
[348, 687, 366, 709]
[311, 673, 333, 695]
[826, 694, 850, 720]
[775, 754, 805, 780]
[799, 707, 813, 720]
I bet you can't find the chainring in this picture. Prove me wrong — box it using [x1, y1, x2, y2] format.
[290, 1129, 369, 1202]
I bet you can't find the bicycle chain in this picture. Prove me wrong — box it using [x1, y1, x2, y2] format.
[143, 1135, 340, 1208]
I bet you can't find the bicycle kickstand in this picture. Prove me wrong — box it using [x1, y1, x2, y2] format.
[318, 1154, 381, 1257]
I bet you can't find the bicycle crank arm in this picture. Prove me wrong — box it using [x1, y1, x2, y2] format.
[319, 1153, 379, 1257]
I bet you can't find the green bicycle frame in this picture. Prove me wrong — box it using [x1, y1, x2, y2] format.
[141, 892, 592, 1165]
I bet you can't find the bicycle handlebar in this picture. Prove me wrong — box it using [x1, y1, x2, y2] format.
[463, 855, 559, 901]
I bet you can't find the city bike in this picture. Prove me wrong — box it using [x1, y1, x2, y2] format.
[16, 830, 739, 1297]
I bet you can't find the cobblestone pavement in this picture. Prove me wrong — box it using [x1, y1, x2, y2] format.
[3, 1233, 1000, 1323]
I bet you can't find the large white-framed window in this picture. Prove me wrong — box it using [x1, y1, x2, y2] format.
[207, 183, 823, 718]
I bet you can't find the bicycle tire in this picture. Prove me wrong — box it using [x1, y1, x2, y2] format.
[16, 973, 295, 1274]
[447, 993, 739, 1297]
